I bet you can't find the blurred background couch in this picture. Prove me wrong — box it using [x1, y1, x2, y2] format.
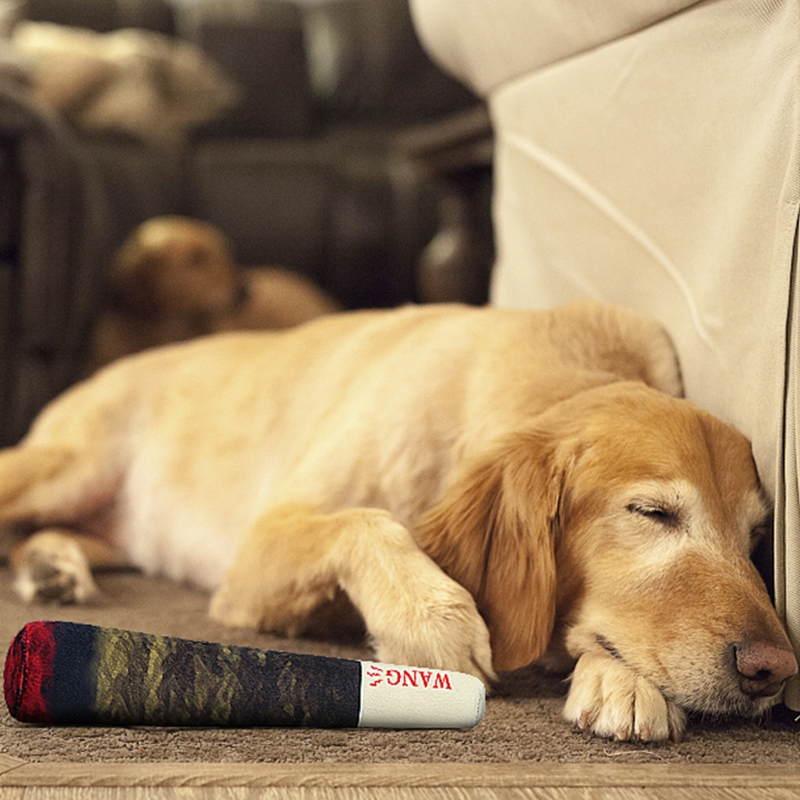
[0, 0, 494, 446]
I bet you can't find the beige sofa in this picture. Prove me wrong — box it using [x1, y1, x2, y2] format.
[411, 0, 800, 709]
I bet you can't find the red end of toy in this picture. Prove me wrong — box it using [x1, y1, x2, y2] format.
[3, 621, 56, 723]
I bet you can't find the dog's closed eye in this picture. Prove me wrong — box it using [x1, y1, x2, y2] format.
[626, 502, 682, 530]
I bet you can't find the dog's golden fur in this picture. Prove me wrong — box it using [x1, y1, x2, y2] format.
[87, 216, 339, 372]
[2, 301, 796, 741]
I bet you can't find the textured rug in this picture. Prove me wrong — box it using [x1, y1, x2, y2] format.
[1, 566, 798, 764]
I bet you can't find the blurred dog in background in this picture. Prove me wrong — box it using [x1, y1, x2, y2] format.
[86, 216, 339, 372]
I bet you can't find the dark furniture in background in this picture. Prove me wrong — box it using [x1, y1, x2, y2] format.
[0, 0, 493, 447]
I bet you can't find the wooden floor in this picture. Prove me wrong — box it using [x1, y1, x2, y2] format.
[2, 754, 800, 799]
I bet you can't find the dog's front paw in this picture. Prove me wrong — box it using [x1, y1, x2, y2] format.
[12, 532, 98, 605]
[563, 651, 686, 742]
[372, 579, 496, 686]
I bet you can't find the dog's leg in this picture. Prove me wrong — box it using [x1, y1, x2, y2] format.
[0, 447, 73, 517]
[209, 504, 496, 682]
[0, 444, 123, 604]
[563, 650, 687, 742]
[0, 445, 115, 526]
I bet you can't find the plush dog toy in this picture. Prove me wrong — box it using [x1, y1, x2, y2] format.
[4, 621, 484, 729]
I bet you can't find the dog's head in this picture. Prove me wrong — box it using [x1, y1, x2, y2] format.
[109, 216, 243, 319]
[420, 381, 797, 717]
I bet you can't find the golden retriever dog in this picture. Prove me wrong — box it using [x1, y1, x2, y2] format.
[87, 216, 339, 372]
[2, 301, 796, 742]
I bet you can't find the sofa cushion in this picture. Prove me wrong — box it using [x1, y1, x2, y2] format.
[177, 0, 313, 138]
[23, 0, 175, 34]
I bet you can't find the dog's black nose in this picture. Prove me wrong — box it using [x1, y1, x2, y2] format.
[734, 639, 798, 698]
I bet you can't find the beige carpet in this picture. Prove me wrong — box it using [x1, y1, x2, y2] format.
[1, 566, 798, 764]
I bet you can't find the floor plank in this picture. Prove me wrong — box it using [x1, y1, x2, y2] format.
[2, 762, 800, 790]
[0, 754, 26, 776]
[1, 787, 799, 800]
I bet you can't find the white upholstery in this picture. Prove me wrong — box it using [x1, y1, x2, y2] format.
[411, 0, 800, 708]
[411, 0, 697, 95]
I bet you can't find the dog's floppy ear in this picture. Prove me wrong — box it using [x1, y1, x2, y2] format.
[418, 427, 567, 673]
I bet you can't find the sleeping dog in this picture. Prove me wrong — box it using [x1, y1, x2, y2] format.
[3, 301, 796, 741]
[87, 216, 339, 372]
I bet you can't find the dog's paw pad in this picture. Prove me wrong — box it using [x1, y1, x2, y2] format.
[30, 557, 79, 602]
[13, 538, 98, 605]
